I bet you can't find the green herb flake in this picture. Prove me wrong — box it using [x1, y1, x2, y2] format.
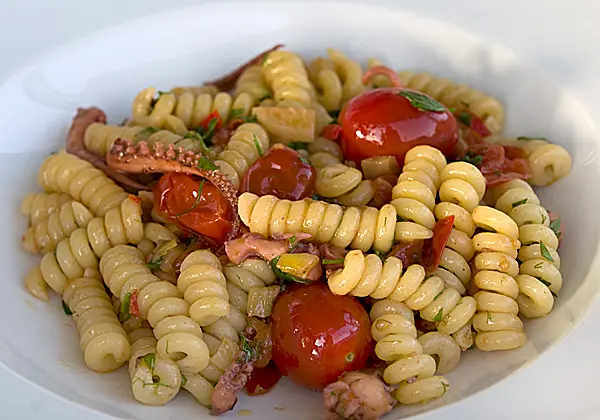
[539, 240, 554, 262]
[461, 153, 483, 166]
[229, 108, 245, 120]
[517, 136, 548, 141]
[146, 256, 164, 270]
[487, 311, 493, 322]
[460, 101, 470, 109]
[399, 91, 446, 112]
[142, 353, 156, 371]
[136, 126, 160, 139]
[253, 134, 264, 157]
[258, 93, 271, 102]
[299, 156, 310, 165]
[329, 109, 341, 123]
[287, 142, 309, 150]
[534, 262, 543, 269]
[322, 258, 345, 265]
[181, 374, 188, 387]
[374, 251, 387, 262]
[261, 53, 270, 66]
[345, 352, 354, 362]
[118, 293, 132, 323]
[457, 112, 472, 127]
[240, 333, 257, 363]
[288, 235, 297, 248]
[433, 291, 443, 301]
[493, 169, 502, 176]
[441, 381, 449, 394]
[62, 300, 73, 316]
[448, 107, 456, 113]
[512, 199, 528, 208]
[165, 340, 170, 355]
[433, 308, 443, 323]
[174, 179, 205, 218]
[330, 391, 336, 397]
[538, 278, 552, 288]
[541, 214, 547, 224]
[549, 218, 562, 238]
[185, 131, 212, 154]
[551, 290, 558, 298]
[198, 155, 218, 171]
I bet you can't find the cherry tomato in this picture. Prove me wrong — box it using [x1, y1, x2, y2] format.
[154, 172, 233, 244]
[455, 111, 491, 138]
[246, 361, 282, 396]
[241, 144, 316, 200]
[465, 144, 532, 187]
[321, 124, 342, 141]
[420, 216, 455, 272]
[271, 282, 372, 390]
[339, 88, 458, 166]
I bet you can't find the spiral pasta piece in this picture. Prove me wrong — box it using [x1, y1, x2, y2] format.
[371, 313, 449, 404]
[315, 163, 374, 206]
[21, 192, 72, 227]
[214, 123, 270, 189]
[22, 201, 94, 254]
[38, 151, 129, 217]
[397, 71, 504, 134]
[28, 196, 144, 297]
[131, 87, 255, 129]
[307, 57, 343, 111]
[235, 64, 271, 103]
[238, 193, 397, 253]
[178, 250, 229, 327]
[492, 183, 562, 318]
[262, 51, 315, 107]
[329, 250, 476, 349]
[434, 161, 486, 290]
[100, 245, 210, 374]
[126, 319, 182, 405]
[327, 48, 365, 103]
[62, 275, 131, 373]
[471, 206, 527, 351]
[392, 146, 447, 241]
[306, 137, 343, 169]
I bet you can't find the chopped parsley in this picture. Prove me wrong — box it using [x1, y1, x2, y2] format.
[399, 91, 446, 112]
[62, 300, 72, 316]
[549, 218, 562, 238]
[517, 136, 547, 141]
[538, 278, 552, 288]
[461, 152, 483, 166]
[374, 251, 387, 262]
[239, 333, 257, 363]
[287, 142, 309, 150]
[118, 293, 132, 323]
[146, 256, 164, 270]
[184, 131, 212, 154]
[253, 134, 263, 157]
[258, 93, 271, 102]
[534, 262, 543, 269]
[433, 308, 443, 323]
[288, 235, 297, 248]
[460, 101, 470, 109]
[142, 353, 156, 371]
[512, 199, 528, 208]
[174, 179, 205, 218]
[539, 240, 554, 262]
[181, 374, 187, 387]
[322, 258, 345, 265]
[198, 155, 218, 171]
[229, 108, 245, 120]
[541, 214, 547, 224]
[551, 290, 558, 298]
[299, 156, 310, 165]
[441, 381, 449, 394]
[433, 291, 443, 301]
[487, 311, 493, 322]
[135, 126, 160, 139]
[261, 53, 270, 66]
[457, 112, 472, 127]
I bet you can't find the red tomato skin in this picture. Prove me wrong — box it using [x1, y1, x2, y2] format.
[246, 362, 282, 396]
[339, 88, 458, 166]
[154, 173, 233, 244]
[240, 145, 316, 200]
[271, 282, 372, 390]
[420, 216, 455, 272]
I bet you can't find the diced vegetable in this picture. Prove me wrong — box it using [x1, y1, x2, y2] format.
[247, 285, 281, 318]
[275, 253, 320, 281]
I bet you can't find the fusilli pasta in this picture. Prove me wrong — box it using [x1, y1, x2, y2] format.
[235, 64, 271, 103]
[315, 163, 374, 206]
[21, 192, 72, 227]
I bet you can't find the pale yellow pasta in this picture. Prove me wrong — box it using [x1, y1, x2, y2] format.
[262, 51, 315, 107]
[38, 151, 129, 217]
[131, 87, 255, 129]
[22, 201, 94, 254]
[491, 184, 562, 318]
[62, 276, 131, 373]
[178, 250, 229, 327]
[315, 163, 374, 206]
[235, 64, 271, 102]
[392, 146, 447, 241]
[21, 192, 72, 227]
[369, 298, 415, 324]
[24, 266, 49, 302]
[27, 197, 143, 297]
[397, 70, 505, 134]
[307, 137, 343, 168]
[418, 332, 461, 375]
[224, 258, 276, 316]
[100, 245, 210, 375]
[83, 124, 145, 156]
[214, 123, 270, 189]
[238, 193, 397, 253]
[308, 57, 344, 111]
[471, 206, 527, 351]
[127, 320, 182, 406]
[371, 313, 449, 404]
[327, 48, 365, 103]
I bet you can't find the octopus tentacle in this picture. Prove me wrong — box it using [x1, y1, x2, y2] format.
[107, 139, 240, 240]
[203, 44, 284, 91]
[66, 107, 151, 191]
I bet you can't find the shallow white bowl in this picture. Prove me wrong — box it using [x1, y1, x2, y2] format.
[2, 1, 600, 419]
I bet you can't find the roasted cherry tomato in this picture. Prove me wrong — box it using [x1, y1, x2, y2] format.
[241, 144, 316, 200]
[154, 172, 233, 244]
[466, 144, 533, 187]
[246, 361, 282, 396]
[421, 216, 455, 272]
[339, 88, 458, 166]
[271, 282, 372, 390]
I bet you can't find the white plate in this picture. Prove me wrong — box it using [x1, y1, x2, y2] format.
[2, 1, 600, 419]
